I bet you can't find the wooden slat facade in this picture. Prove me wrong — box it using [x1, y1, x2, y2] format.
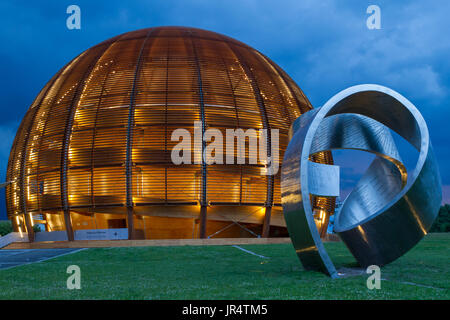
[5, 26, 335, 240]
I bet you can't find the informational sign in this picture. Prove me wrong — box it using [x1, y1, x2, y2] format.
[74, 229, 128, 240]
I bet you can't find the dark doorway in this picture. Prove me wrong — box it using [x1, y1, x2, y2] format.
[107, 219, 127, 229]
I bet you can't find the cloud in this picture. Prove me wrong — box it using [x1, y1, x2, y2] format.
[291, 1, 450, 106]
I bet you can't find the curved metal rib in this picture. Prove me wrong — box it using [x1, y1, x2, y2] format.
[336, 156, 403, 230]
[281, 108, 338, 278]
[310, 113, 407, 186]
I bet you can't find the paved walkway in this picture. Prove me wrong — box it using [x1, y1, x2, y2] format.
[5, 237, 294, 249]
[0, 249, 84, 270]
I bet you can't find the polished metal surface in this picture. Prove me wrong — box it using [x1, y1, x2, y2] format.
[281, 84, 441, 276]
[310, 114, 406, 181]
[307, 161, 340, 197]
[281, 108, 339, 277]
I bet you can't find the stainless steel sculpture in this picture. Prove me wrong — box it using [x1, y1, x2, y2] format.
[281, 84, 442, 278]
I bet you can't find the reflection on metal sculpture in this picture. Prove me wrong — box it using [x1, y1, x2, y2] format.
[281, 84, 442, 278]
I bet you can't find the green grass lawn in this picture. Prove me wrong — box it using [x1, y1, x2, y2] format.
[0, 233, 449, 299]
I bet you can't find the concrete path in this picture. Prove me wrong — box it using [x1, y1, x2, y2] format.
[0, 248, 84, 270]
[5, 237, 298, 249]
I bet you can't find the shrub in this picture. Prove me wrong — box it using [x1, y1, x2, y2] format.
[33, 224, 41, 233]
[0, 220, 13, 237]
[430, 204, 450, 233]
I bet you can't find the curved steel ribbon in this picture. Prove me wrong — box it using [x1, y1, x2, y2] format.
[281, 84, 442, 277]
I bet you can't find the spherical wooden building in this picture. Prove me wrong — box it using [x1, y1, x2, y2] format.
[6, 26, 333, 242]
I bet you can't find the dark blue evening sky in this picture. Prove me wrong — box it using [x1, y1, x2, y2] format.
[0, 0, 449, 219]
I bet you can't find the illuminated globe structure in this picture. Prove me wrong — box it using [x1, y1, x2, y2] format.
[6, 26, 334, 241]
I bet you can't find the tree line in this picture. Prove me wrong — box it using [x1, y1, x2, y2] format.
[430, 204, 450, 232]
